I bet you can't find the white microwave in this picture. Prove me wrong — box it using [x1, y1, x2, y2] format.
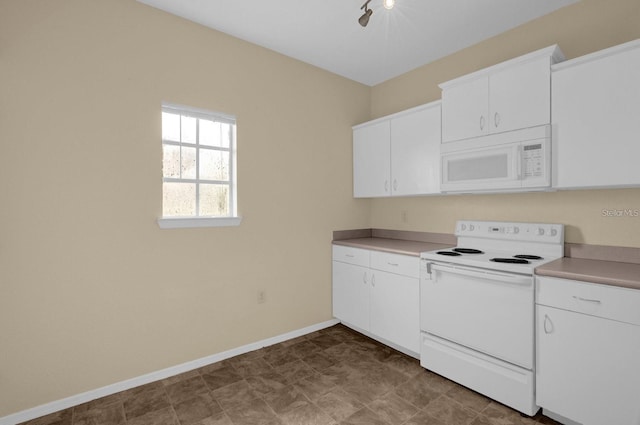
[440, 125, 551, 193]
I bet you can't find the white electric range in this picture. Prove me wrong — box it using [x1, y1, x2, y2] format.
[419, 220, 564, 416]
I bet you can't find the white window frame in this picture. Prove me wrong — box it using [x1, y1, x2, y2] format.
[157, 103, 241, 229]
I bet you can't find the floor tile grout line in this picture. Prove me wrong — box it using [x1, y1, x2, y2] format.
[161, 384, 179, 425]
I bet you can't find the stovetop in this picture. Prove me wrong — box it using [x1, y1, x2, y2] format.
[420, 220, 565, 275]
[421, 248, 557, 274]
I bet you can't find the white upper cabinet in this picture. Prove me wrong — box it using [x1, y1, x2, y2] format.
[353, 101, 441, 198]
[441, 78, 489, 142]
[391, 103, 441, 196]
[552, 39, 640, 189]
[489, 57, 553, 134]
[441, 46, 564, 143]
[353, 120, 391, 197]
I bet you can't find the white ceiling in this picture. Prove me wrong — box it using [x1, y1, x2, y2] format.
[137, 0, 579, 86]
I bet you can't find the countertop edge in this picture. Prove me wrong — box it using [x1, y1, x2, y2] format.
[536, 269, 640, 290]
[536, 258, 640, 291]
[333, 228, 456, 245]
[332, 238, 454, 257]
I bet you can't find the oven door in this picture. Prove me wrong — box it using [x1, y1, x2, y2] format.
[421, 263, 534, 369]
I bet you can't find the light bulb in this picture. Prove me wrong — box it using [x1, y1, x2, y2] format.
[383, 0, 395, 10]
[359, 8, 373, 27]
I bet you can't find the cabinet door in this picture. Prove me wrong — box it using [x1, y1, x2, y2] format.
[441, 77, 489, 142]
[353, 120, 391, 197]
[489, 57, 551, 134]
[370, 270, 420, 353]
[552, 44, 640, 189]
[390, 104, 441, 196]
[332, 261, 369, 331]
[536, 305, 640, 425]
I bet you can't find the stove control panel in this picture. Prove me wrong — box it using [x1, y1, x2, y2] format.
[456, 220, 564, 244]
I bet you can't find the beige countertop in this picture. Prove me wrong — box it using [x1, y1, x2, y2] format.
[332, 237, 453, 257]
[536, 257, 640, 290]
[334, 230, 640, 290]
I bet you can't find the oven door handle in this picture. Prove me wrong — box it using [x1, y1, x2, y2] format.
[431, 263, 532, 286]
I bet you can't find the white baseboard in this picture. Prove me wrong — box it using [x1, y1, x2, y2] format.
[0, 319, 339, 425]
[541, 409, 581, 425]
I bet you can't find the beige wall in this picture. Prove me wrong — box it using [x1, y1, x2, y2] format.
[0, 0, 370, 416]
[370, 0, 640, 247]
[2, 0, 640, 418]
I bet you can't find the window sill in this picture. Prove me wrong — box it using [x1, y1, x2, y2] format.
[157, 216, 242, 229]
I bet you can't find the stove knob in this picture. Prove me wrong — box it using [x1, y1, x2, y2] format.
[469, 224, 475, 231]
[460, 224, 467, 231]
[513, 226, 520, 234]
[550, 228, 558, 237]
[537, 228, 545, 236]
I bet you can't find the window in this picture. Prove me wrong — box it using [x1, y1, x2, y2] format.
[158, 103, 240, 228]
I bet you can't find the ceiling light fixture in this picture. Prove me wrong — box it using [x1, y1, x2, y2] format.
[383, 0, 395, 10]
[358, 0, 373, 27]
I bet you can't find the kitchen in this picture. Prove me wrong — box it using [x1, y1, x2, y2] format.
[1, 1, 640, 425]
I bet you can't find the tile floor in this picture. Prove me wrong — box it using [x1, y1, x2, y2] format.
[20, 325, 560, 425]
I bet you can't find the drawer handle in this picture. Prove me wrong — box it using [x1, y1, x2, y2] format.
[371, 274, 376, 287]
[573, 295, 602, 304]
[363, 272, 367, 284]
[387, 262, 399, 266]
[345, 254, 355, 258]
[544, 314, 554, 334]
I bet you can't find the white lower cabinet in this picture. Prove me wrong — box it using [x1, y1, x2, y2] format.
[536, 276, 640, 425]
[332, 259, 370, 331]
[332, 245, 420, 355]
[370, 268, 420, 354]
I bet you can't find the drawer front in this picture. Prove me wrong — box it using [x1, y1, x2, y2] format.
[332, 245, 369, 267]
[370, 251, 419, 278]
[536, 276, 640, 326]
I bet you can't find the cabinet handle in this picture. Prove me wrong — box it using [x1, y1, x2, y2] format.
[384, 180, 389, 192]
[387, 262, 399, 267]
[516, 145, 523, 179]
[479, 115, 485, 131]
[363, 272, 367, 284]
[494, 112, 500, 128]
[393, 179, 398, 191]
[543, 314, 554, 334]
[371, 274, 376, 287]
[572, 295, 602, 304]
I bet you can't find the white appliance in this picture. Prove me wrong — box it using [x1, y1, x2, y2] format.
[440, 125, 551, 193]
[419, 220, 564, 416]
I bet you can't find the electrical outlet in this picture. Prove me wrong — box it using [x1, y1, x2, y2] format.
[401, 210, 408, 223]
[257, 290, 266, 304]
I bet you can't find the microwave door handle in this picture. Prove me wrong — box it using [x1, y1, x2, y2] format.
[516, 145, 523, 180]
